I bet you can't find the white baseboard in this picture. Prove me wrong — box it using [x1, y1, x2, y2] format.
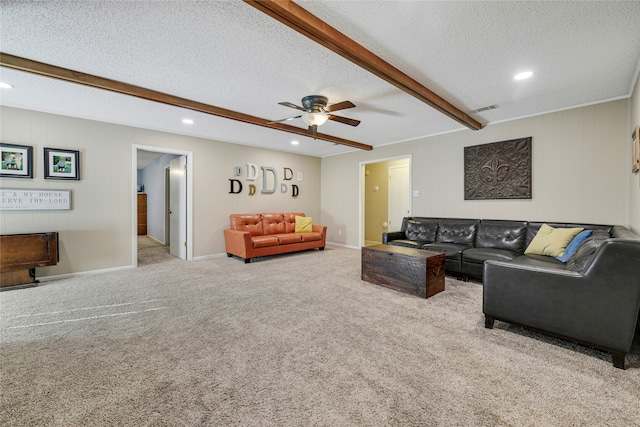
[192, 253, 227, 261]
[38, 265, 135, 282]
[327, 242, 361, 250]
[38, 247, 355, 281]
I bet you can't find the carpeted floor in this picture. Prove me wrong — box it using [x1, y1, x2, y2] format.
[137, 235, 172, 266]
[1, 245, 639, 426]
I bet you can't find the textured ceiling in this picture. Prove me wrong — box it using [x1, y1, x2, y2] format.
[1, 1, 640, 157]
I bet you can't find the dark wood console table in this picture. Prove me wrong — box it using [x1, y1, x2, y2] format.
[0, 232, 59, 290]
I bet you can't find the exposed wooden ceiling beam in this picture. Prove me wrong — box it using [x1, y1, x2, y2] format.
[245, 0, 483, 131]
[0, 52, 373, 151]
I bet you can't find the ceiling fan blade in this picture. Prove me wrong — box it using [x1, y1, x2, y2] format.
[278, 102, 307, 112]
[267, 115, 302, 124]
[324, 100, 355, 112]
[307, 125, 317, 139]
[328, 114, 361, 127]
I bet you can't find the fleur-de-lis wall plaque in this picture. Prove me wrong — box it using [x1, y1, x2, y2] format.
[464, 137, 532, 200]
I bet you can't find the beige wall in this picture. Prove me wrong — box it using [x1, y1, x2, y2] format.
[0, 107, 321, 276]
[630, 72, 640, 235]
[2, 94, 634, 275]
[322, 99, 630, 248]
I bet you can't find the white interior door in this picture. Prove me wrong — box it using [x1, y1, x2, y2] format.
[388, 165, 410, 232]
[169, 156, 187, 259]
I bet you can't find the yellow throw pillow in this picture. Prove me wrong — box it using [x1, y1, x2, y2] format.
[295, 216, 312, 233]
[524, 224, 584, 257]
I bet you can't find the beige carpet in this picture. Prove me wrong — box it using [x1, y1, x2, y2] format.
[137, 235, 172, 266]
[1, 246, 639, 426]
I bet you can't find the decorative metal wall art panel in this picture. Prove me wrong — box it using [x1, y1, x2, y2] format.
[464, 137, 532, 200]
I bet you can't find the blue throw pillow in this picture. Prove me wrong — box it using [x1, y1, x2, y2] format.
[555, 229, 593, 263]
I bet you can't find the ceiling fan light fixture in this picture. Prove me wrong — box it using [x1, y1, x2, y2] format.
[302, 112, 329, 127]
[514, 71, 534, 80]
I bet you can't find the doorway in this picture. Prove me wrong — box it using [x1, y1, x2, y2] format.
[388, 164, 411, 232]
[360, 156, 412, 247]
[132, 144, 193, 267]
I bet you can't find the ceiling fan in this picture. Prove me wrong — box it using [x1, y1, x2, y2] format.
[269, 95, 360, 139]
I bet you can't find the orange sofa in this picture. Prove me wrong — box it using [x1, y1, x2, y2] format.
[224, 213, 327, 263]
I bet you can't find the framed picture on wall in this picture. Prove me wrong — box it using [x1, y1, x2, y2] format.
[44, 147, 80, 180]
[633, 126, 639, 174]
[0, 143, 33, 178]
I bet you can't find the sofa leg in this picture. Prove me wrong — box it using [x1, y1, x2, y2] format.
[244, 258, 251, 264]
[319, 247, 325, 251]
[462, 274, 469, 282]
[484, 315, 495, 329]
[612, 351, 626, 369]
[227, 253, 233, 257]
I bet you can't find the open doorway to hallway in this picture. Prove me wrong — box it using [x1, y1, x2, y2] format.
[361, 156, 412, 247]
[133, 145, 193, 267]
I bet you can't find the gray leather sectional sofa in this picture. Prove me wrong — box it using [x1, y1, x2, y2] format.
[382, 217, 640, 369]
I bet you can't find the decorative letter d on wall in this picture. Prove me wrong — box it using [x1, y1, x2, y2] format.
[261, 166, 277, 194]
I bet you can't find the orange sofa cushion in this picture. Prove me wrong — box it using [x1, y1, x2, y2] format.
[300, 232, 322, 242]
[277, 233, 303, 244]
[252, 235, 279, 248]
[261, 212, 306, 235]
[261, 213, 285, 235]
[230, 214, 263, 236]
[283, 212, 304, 233]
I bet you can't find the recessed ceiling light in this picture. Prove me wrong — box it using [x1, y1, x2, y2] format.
[514, 71, 534, 80]
[291, 140, 299, 145]
[182, 119, 194, 124]
[0, 81, 14, 89]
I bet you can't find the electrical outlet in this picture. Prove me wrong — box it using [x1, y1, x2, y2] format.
[338, 229, 342, 235]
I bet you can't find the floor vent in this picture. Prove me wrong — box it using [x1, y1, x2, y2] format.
[469, 104, 498, 114]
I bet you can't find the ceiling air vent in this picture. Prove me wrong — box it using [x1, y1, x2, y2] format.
[469, 104, 498, 114]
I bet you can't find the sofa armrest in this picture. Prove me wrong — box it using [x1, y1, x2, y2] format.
[382, 231, 406, 244]
[312, 224, 327, 245]
[223, 228, 254, 259]
[611, 225, 638, 239]
[483, 239, 640, 353]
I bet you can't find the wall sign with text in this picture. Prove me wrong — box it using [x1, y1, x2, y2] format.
[0, 189, 72, 211]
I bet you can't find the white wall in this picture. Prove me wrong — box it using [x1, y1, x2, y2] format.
[629, 72, 640, 235]
[0, 106, 321, 276]
[2, 95, 633, 275]
[322, 99, 630, 247]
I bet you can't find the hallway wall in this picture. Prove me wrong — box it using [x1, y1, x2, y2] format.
[0, 106, 321, 276]
[322, 99, 630, 247]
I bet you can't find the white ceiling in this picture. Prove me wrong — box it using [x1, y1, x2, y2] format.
[1, 1, 640, 158]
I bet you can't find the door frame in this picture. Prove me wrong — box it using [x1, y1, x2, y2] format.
[132, 144, 194, 267]
[359, 154, 412, 248]
[164, 166, 170, 246]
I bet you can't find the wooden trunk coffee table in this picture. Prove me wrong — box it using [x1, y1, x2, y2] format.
[361, 244, 445, 299]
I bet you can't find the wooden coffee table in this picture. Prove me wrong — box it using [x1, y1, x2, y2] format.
[361, 244, 445, 299]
